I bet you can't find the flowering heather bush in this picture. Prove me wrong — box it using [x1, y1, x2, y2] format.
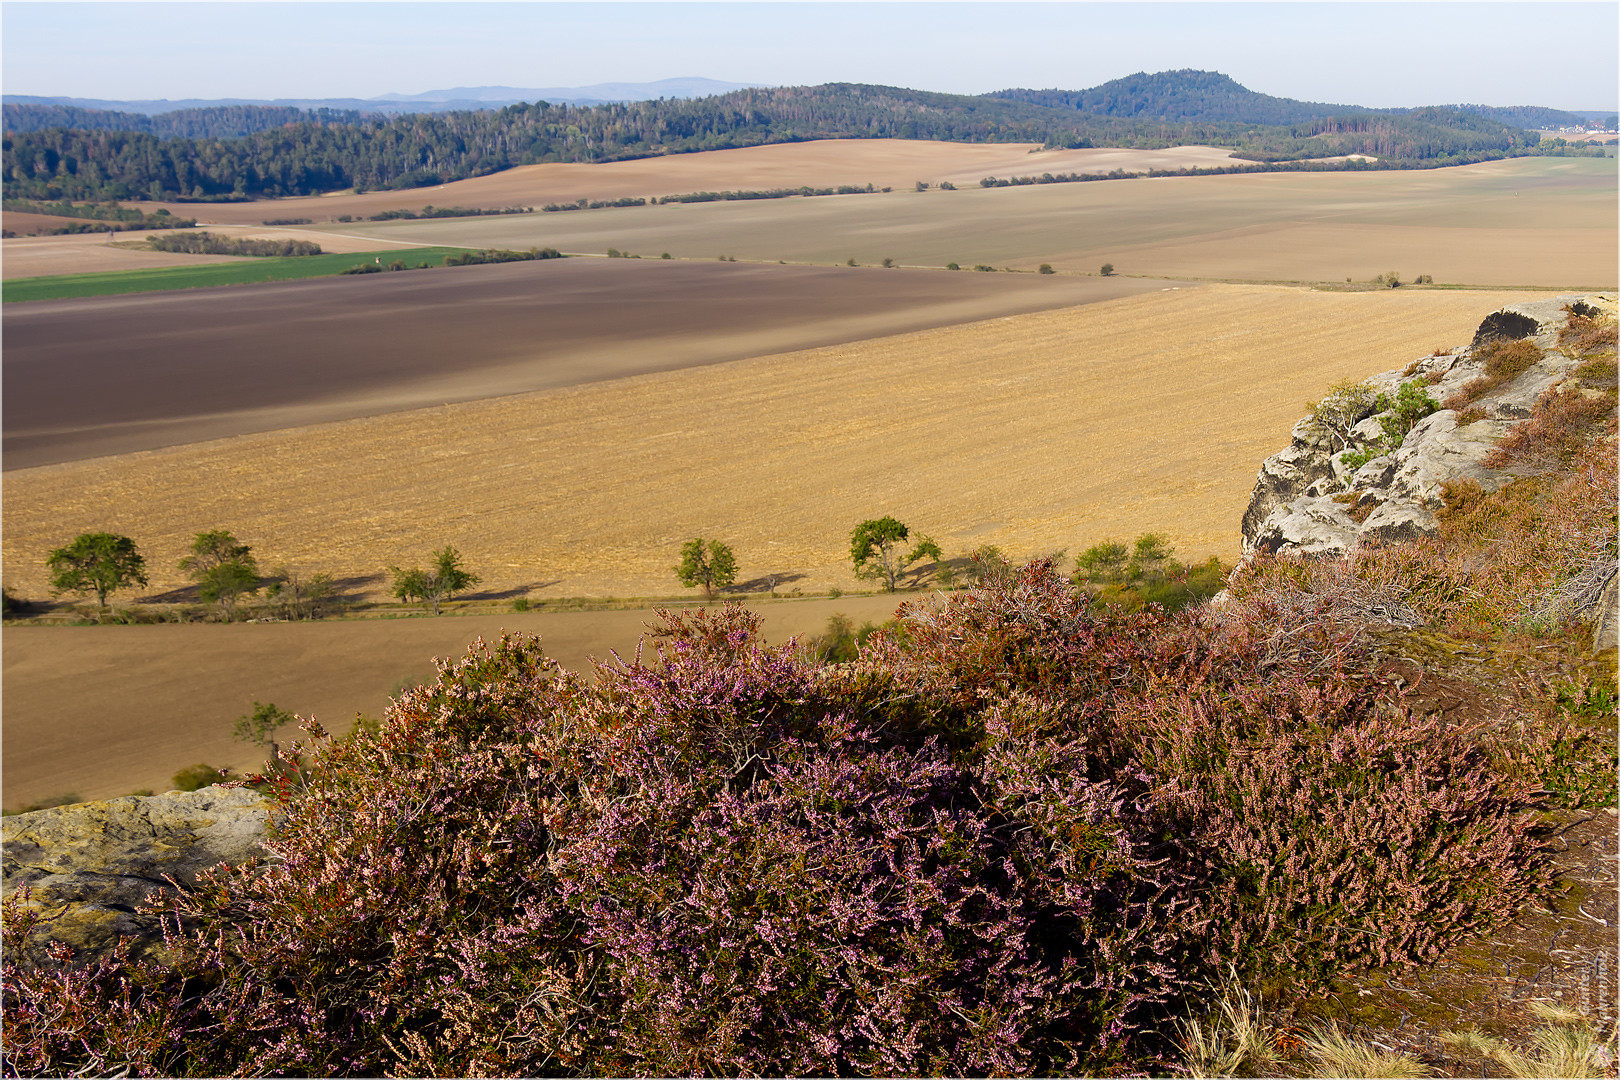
[1353, 439, 1616, 639]
[1485, 384, 1617, 471]
[866, 563, 1548, 989]
[2, 578, 1559, 1076]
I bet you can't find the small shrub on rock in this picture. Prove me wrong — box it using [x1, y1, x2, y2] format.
[1444, 338, 1544, 409]
[1485, 384, 1616, 470]
[1357, 440, 1616, 639]
[169, 764, 227, 792]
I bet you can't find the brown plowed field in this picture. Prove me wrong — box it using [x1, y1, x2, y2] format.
[3, 260, 1168, 467]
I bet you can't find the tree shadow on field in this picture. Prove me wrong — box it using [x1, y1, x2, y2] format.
[138, 583, 207, 604]
[461, 581, 560, 601]
[731, 571, 807, 595]
[329, 572, 384, 602]
[139, 572, 386, 606]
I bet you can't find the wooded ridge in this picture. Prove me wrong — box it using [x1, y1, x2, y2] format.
[2, 70, 1599, 203]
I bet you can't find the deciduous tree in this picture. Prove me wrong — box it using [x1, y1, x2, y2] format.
[180, 529, 260, 620]
[390, 546, 480, 615]
[850, 517, 942, 592]
[675, 538, 738, 599]
[46, 532, 147, 612]
[264, 565, 337, 621]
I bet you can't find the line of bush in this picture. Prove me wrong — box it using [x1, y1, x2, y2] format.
[145, 231, 322, 257]
[359, 204, 531, 221]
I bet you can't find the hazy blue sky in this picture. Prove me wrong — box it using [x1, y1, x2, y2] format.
[4, 2, 1616, 111]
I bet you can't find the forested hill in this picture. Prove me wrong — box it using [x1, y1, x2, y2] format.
[1445, 103, 1600, 129]
[991, 70, 1371, 126]
[0, 77, 1569, 203]
[991, 71, 1597, 131]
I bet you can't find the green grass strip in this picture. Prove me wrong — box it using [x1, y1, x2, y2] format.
[2, 247, 480, 302]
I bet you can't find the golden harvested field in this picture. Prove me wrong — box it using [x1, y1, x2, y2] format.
[0, 594, 906, 810]
[4, 283, 1543, 604]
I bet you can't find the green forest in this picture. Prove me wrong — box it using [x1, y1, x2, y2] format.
[3, 70, 1591, 204]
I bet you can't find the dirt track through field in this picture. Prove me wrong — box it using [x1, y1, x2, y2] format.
[3, 260, 1163, 467]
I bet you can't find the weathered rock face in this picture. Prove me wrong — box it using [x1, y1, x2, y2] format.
[2, 786, 275, 968]
[1241, 294, 1617, 562]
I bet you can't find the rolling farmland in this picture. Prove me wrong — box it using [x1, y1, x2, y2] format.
[3, 136, 1613, 806]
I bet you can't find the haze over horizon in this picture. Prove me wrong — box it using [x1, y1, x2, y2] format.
[3, 1, 1616, 113]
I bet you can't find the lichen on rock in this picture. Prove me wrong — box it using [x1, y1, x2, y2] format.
[2, 785, 275, 968]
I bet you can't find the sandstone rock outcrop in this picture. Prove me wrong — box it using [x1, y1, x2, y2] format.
[1241, 294, 1617, 562]
[2, 785, 275, 968]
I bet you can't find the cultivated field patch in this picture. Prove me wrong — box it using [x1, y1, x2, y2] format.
[4, 283, 1545, 603]
[2, 246, 480, 301]
[3, 259, 1161, 467]
[333, 155, 1617, 288]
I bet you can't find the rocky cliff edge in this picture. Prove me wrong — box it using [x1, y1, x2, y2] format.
[1240, 292, 1618, 649]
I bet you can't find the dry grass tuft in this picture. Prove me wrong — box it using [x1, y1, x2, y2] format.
[1443, 338, 1545, 410]
[1175, 980, 1280, 1078]
[1440, 1007, 1618, 1079]
[1298, 1021, 1431, 1078]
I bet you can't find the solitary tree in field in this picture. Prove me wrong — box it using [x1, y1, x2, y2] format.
[850, 517, 942, 592]
[46, 532, 148, 612]
[1100, 262, 1116, 276]
[675, 538, 738, 599]
[180, 529, 260, 620]
[390, 546, 480, 615]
